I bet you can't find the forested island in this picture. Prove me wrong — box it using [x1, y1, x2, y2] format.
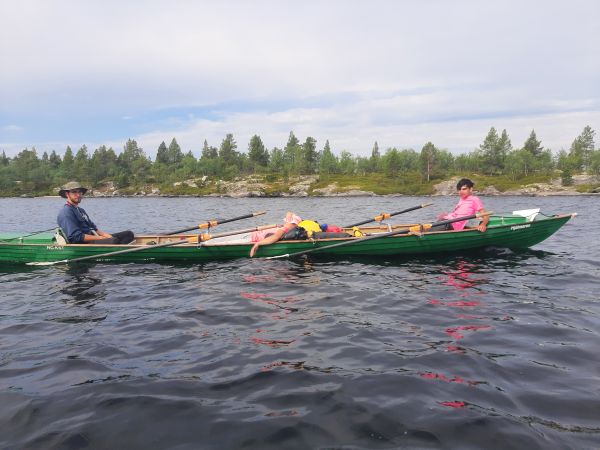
[1, 126, 598, 197]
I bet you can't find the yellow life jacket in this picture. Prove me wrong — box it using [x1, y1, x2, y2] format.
[351, 226, 364, 237]
[298, 220, 322, 238]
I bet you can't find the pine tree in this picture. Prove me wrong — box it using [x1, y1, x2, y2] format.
[201, 140, 218, 159]
[248, 135, 269, 167]
[498, 129, 512, 162]
[49, 150, 61, 168]
[155, 141, 168, 164]
[318, 140, 338, 175]
[119, 139, 150, 183]
[420, 142, 439, 181]
[219, 134, 239, 167]
[62, 146, 74, 173]
[569, 125, 595, 171]
[302, 137, 317, 173]
[369, 141, 381, 172]
[12, 148, 40, 183]
[167, 138, 183, 165]
[479, 127, 510, 175]
[283, 131, 301, 173]
[74, 145, 89, 181]
[523, 130, 543, 157]
[268, 147, 284, 174]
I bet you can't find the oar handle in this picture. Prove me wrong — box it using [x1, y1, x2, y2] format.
[165, 211, 266, 235]
[345, 203, 433, 227]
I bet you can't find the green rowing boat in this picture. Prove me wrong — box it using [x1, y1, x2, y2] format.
[0, 211, 575, 265]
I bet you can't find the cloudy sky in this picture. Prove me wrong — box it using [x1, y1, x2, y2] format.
[1, 0, 598, 158]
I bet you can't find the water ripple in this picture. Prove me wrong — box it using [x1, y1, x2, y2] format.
[1, 196, 599, 449]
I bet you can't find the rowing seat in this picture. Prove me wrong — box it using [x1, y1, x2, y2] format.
[54, 228, 68, 245]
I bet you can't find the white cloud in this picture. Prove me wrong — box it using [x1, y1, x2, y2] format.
[1, 125, 24, 133]
[130, 100, 600, 158]
[0, 0, 598, 156]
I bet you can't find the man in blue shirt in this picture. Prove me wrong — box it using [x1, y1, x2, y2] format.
[57, 181, 134, 244]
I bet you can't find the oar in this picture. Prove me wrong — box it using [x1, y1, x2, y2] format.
[268, 212, 492, 260]
[28, 239, 193, 266]
[194, 223, 277, 243]
[344, 203, 433, 228]
[28, 223, 276, 266]
[0, 227, 58, 243]
[164, 211, 266, 235]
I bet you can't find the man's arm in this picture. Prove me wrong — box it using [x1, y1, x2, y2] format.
[477, 208, 489, 232]
[82, 231, 113, 242]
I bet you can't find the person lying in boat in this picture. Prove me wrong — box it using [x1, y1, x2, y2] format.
[249, 212, 349, 257]
[433, 178, 489, 232]
[249, 212, 302, 257]
[57, 181, 135, 244]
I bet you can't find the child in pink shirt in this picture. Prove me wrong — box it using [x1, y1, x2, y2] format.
[249, 212, 302, 242]
[438, 179, 488, 231]
[250, 212, 302, 257]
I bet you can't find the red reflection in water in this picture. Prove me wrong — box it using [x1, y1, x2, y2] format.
[265, 410, 299, 417]
[431, 261, 497, 354]
[429, 299, 480, 307]
[421, 372, 478, 386]
[446, 344, 465, 353]
[445, 325, 491, 340]
[243, 275, 277, 283]
[440, 401, 466, 408]
[241, 292, 270, 300]
[240, 270, 316, 371]
[240, 291, 300, 304]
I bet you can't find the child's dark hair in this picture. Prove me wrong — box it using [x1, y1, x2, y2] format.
[456, 178, 474, 190]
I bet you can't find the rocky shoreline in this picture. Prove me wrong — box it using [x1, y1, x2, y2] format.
[99, 174, 599, 197]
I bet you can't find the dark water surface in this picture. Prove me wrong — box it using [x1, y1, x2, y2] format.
[1, 196, 599, 449]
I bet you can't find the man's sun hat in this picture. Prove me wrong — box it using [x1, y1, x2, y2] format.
[59, 181, 88, 198]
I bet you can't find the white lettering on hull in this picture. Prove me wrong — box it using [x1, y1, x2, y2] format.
[510, 224, 531, 231]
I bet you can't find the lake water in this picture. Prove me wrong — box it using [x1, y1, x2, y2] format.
[0, 195, 599, 449]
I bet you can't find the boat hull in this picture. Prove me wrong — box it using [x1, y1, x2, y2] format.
[0, 214, 574, 264]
